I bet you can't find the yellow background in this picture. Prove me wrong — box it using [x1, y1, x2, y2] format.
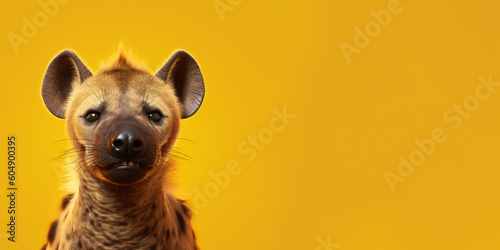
[2, 0, 500, 249]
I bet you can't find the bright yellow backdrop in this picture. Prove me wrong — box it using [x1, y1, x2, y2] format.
[2, 0, 500, 249]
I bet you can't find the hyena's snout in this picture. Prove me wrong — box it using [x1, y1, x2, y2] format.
[108, 122, 148, 159]
[98, 120, 157, 185]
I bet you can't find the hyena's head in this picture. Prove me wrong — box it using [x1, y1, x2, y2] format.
[41, 50, 204, 185]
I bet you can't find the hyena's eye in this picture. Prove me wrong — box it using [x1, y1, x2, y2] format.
[148, 111, 163, 123]
[85, 111, 100, 123]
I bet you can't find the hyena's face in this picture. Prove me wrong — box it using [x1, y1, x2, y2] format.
[66, 71, 180, 184]
[41, 50, 204, 185]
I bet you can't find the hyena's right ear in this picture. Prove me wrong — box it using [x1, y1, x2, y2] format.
[155, 51, 205, 119]
[42, 50, 92, 119]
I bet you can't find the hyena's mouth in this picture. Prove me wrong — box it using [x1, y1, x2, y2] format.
[97, 161, 154, 185]
[112, 161, 141, 168]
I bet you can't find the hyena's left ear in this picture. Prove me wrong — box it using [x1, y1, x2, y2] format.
[156, 51, 205, 119]
[42, 50, 92, 119]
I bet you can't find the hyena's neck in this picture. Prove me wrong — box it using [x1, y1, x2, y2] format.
[49, 170, 198, 249]
[70, 174, 171, 248]
[77, 173, 166, 220]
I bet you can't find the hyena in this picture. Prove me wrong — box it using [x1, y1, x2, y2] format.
[40, 49, 204, 249]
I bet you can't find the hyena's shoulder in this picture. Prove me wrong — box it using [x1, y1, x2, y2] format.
[167, 195, 193, 231]
[164, 195, 198, 249]
[41, 193, 75, 250]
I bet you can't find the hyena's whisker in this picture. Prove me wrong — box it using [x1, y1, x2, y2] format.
[51, 138, 93, 144]
[85, 81, 104, 104]
[169, 155, 190, 161]
[53, 146, 96, 160]
[167, 137, 197, 144]
[53, 151, 81, 160]
[98, 83, 106, 103]
[169, 149, 192, 160]
[147, 90, 158, 103]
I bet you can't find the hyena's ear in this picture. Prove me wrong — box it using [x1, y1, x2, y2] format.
[155, 51, 205, 119]
[42, 50, 92, 119]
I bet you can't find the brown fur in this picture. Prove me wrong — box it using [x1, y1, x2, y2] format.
[42, 50, 201, 249]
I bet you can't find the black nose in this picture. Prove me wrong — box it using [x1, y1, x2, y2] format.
[108, 125, 147, 159]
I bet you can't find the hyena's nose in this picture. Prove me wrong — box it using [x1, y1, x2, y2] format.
[108, 125, 147, 159]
